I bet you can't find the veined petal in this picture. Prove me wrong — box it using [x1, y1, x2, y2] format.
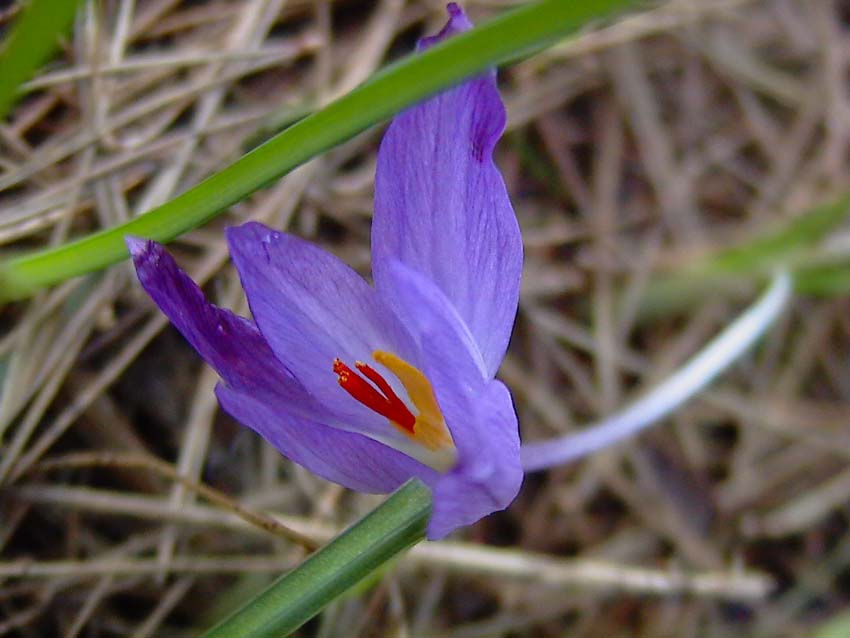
[378, 259, 485, 383]
[371, 4, 522, 380]
[377, 260, 522, 538]
[427, 380, 522, 539]
[127, 237, 434, 493]
[126, 237, 321, 415]
[226, 222, 418, 440]
[216, 384, 438, 494]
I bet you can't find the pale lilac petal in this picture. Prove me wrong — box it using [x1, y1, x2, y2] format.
[226, 222, 417, 440]
[372, 6, 522, 379]
[377, 260, 521, 538]
[426, 380, 522, 539]
[377, 258, 486, 382]
[216, 384, 438, 494]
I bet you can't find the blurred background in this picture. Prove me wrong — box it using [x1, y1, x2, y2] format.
[2, 0, 850, 636]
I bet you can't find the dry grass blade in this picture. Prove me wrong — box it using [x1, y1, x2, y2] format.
[27, 452, 319, 549]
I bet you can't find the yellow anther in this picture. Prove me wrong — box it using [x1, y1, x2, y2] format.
[373, 350, 455, 454]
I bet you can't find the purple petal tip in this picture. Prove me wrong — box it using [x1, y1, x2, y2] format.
[419, 3, 472, 50]
[225, 221, 281, 247]
[125, 235, 153, 259]
[124, 235, 165, 270]
[125, 237, 170, 284]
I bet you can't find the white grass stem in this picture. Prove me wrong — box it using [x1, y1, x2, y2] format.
[521, 271, 793, 472]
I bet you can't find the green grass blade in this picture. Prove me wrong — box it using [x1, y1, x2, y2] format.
[202, 479, 432, 638]
[639, 193, 850, 316]
[816, 610, 850, 638]
[0, 0, 636, 301]
[707, 193, 850, 275]
[794, 261, 850, 296]
[0, 0, 81, 120]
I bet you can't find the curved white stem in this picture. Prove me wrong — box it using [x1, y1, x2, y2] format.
[520, 271, 793, 472]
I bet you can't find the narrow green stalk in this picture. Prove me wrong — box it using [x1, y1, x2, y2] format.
[794, 261, 850, 296]
[0, 0, 81, 120]
[706, 193, 850, 275]
[639, 193, 850, 316]
[203, 479, 432, 638]
[0, 0, 636, 301]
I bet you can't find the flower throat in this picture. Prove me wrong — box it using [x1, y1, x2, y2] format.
[333, 351, 455, 460]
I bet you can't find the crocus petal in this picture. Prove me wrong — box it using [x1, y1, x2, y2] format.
[377, 258, 486, 382]
[226, 222, 418, 441]
[127, 236, 262, 386]
[377, 260, 522, 538]
[427, 380, 522, 539]
[127, 237, 434, 493]
[126, 237, 319, 413]
[371, 5, 522, 379]
[418, 2, 471, 50]
[216, 384, 438, 494]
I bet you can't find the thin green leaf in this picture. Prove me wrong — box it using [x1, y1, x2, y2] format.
[0, 0, 81, 120]
[0, 0, 636, 301]
[794, 261, 850, 296]
[639, 193, 850, 317]
[706, 193, 850, 275]
[202, 479, 432, 638]
[816, 609, 850, 638]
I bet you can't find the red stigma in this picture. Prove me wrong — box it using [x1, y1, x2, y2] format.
[333, 358, 416, 433]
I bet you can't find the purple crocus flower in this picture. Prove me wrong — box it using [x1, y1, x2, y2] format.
[127, 3, 523, 540]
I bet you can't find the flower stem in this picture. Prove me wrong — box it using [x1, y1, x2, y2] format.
[521, 271, 792, 472]
[202, 479, 432, 638]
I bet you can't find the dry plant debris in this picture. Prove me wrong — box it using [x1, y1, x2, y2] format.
[1, 0, 850, 636]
